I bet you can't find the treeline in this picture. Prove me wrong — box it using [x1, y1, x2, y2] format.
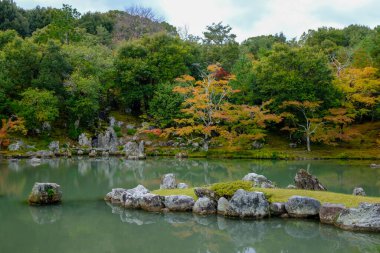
[0, 1, 379, 150]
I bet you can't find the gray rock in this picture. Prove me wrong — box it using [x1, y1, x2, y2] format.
[353, 187, 366, 196]
[48, 141, 59, 152]
[193, 197, 216, 215]
[123, 185, 150, 209]
[164, 195, 195, 211]
[104, 188, 126, 204]
[370, 163, 380, 168]
[242, 173, 275, 188]
[78, 133, 92, 147]
[160, 173, 177, 189]
[285, 196, 321, 218]
[28, 182, 62, 205]
[102, 151, 109, 157]
[124, 141, 145, 160]
[139, 193, 165, 212]
[286, 184, 297, 189]
[217, 197, 229, 215]
[289, 143, 297, 148]
[252, 141, 264, 149]
[319, 203, 345, 224]
[335, 203, 380, 232]
[270, 202, 287, 216]
[77, 149, 84, 155]
[294, 169, 327, 191]
[177, 183, 189, 189]
[194, 188, 217, 200]
[88, 149, 97, 157]
[36, 150, 54, 158]
[97, 127, 118, 152]
[225, 189, 270, 218]
[8, 141, 25, 151]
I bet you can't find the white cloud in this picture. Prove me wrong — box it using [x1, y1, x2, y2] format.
[16, 0, 380, 41]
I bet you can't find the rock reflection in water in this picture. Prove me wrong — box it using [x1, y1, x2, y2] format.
[105, 202, 380, 253]
[29, 205, 62, 225]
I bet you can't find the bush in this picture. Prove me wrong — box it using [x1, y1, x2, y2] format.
[210, 180, 253, 199]
[126, 128, 137, 135]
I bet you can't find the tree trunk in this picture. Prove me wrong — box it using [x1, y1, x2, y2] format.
[306, 135, 311, 152]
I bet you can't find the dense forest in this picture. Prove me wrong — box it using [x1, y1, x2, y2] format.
[0, 0, 379, 153]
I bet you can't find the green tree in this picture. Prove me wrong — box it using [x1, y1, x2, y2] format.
[201, 22, 239, 71]
[17, 88, 59, 131]
[252, 44, 340, 110]
[0, 0, 29, 36]
[114, 32, 196, 113]
[148, 82, 186, 128]
[32, 40, 72, 96]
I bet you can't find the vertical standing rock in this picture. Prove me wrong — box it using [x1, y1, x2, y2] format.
[352, 187, 366, 196]
[294, 169, 327, 191]
[160, 173, 177, 189]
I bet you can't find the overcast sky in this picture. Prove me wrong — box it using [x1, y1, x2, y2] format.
[16, 0, 380, 42]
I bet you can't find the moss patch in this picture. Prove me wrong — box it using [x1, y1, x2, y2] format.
[152, 188, 197, 200]
[152, 181, 380, 208]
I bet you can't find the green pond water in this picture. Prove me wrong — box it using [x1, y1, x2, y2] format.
[0, 157, 379, 253]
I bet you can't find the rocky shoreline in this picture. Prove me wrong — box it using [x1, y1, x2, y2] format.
[103, 172, 380, 233]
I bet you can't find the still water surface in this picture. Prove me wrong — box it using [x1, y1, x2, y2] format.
[0, 158, 379, 253]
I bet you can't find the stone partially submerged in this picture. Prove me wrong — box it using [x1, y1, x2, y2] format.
[28, 183, 62, 205]
[319, 203, 345, 224]
[335, 203, 380, 232]
[285, 196, 321, 218]
[139, 193, 165, 212]
[164, 195, 195, 212]
[193, 197, 216, 215]
[225, 189, 270, 218]
[294, 169, 327, 191]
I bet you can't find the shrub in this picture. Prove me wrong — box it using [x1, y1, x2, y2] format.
[210, 180, 253, 199]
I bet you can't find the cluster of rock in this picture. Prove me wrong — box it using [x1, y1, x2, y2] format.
[160, 173, 188, 189]
[103, 172, 380, 233]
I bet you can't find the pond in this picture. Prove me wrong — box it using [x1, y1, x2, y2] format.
[0, 157, 379, 253]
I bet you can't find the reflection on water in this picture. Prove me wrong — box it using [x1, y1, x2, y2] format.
[29, 205, 62, 224]
[0, 157, 379, 253]
[0, 157, 379, 198]
[104, 202, 380, 253]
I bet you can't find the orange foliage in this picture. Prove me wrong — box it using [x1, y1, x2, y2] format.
[0, 117, 27, 148]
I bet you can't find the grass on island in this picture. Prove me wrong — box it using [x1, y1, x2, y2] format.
[152, 180, 380, 208]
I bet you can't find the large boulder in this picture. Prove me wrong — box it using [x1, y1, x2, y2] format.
[122, 185, 150, 209]
[353, 187, 366, 196]
[139, 193, 165, 212]
[319, 203, 345, 224]
[242, 173, 275, 188]
[78, 133, 92, 147]
[164, 195, 195, 211]
[217, 197, 229, 215]
[285, 196, 321, 218]
[105, 184, 149, 205]
[294, 169, 327, 191]
[160, 173, 177, 189]
[335, 203, 380, 232]
[124, 141, 146, 160]
[28, 183, 62, 205]
[225, 189, 270, 218]
[192, 197, 216, 215]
